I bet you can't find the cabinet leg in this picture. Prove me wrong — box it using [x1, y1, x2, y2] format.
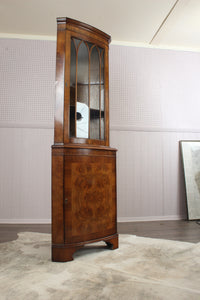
[105, 234, 118, 250]
[52, 234, 118, 261]
[52, 245, 82, 262]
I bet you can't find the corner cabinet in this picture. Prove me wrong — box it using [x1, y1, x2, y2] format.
[52, 18, 118, 262]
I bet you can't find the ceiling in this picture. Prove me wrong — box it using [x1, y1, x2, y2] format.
[0, 0, 200, 51]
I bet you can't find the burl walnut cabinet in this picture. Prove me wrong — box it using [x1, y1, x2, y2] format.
[52, 17, 118, 262]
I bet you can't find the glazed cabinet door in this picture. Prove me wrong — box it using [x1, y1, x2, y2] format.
[64, 152, 117, 244]
[64, 31, 109, 146]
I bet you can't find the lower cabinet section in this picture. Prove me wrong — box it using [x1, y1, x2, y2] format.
[52, 145, 118, 262]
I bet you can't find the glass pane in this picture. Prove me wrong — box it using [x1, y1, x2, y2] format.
[76, 102, 89, 138]
[90, 117, 100, 140]
[77, 42, 89, 85]
[90, 46, 101, 140]
[90, 85, 100, 139]
[87, 42, 94, 49]
[77, 85, 88, 103]
[90, 85, 99, 109]
[100, 49, 104, 84]
[100, 50, 104, 139]
[90, 46, 100, 84]
[77, 41, 89, 138]
[70, 39, 76, 137]
[101, 85, 104, 140]
[70, 40, 105, 141]
[74, 38, 81, 48]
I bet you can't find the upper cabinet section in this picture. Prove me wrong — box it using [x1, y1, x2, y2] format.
[54, 18, 111, 146]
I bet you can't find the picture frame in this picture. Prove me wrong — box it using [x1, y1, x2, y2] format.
[180, 140, 200, 220]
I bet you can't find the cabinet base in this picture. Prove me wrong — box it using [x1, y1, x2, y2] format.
[52, 234, 118, 262]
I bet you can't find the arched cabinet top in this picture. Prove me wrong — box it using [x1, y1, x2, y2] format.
[57, 17, 111, 45]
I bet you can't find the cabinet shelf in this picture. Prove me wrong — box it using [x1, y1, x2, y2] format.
[71, 83, 104, 86]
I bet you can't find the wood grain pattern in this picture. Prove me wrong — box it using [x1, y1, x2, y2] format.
[51, 146, 118, 261]
[63, 31, 71, 144]
[51, 154, 64, 244]
[57, 17, 111, 44]
[64, 154, 117, 243]
[54, 23, 66, 144]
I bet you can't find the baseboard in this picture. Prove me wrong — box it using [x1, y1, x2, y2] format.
[0, 219, 51, 224]
[117, 215, 187, 222]
[0, 216, 187, 224]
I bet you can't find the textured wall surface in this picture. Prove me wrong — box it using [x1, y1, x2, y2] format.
[109, 45, 200, 221]
[0, 39, 55, 128]
[1, 38, 200, 222]
[0, 39, 55, 223]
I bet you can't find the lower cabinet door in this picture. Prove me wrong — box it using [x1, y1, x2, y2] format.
[64, 152, 117, 244]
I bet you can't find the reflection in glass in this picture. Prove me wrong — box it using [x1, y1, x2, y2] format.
[90, 85, 99, 110]
[76, 102, 89, 138]
[76, 41, 89, 138]
[90, 47, 100, 139]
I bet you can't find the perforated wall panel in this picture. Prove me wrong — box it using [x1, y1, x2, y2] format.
[1, 38, 200, 222]
[0, 39, 56, 127]
[109, 45, 200, 131]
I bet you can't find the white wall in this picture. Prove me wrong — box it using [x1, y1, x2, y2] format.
[0, 38, 200, 223]
[0, 39, 55, 223]
[109, 45, 200, 221]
